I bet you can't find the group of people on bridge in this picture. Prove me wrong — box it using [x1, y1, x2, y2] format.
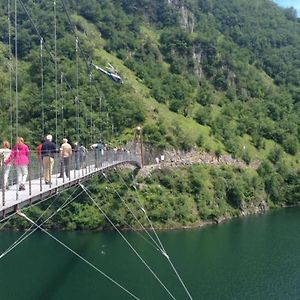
[0, 135, 108, 192]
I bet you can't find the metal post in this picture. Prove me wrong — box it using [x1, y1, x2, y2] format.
[136, 126, 144, 167]
[28, 159, 32, 196]
[1, 156, 5, 206]
[73, 155, 76, 179]
[48, 156, 51, 187]
[39, 157, 42, 191]
[140, 127, 144, 167]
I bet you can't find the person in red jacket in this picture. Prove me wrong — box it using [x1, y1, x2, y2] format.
[5, 137, 30, 191]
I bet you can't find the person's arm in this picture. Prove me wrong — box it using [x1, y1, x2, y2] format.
[5, 148, 15, 165]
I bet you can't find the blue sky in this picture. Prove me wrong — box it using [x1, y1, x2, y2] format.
[273, 0, 300, 15]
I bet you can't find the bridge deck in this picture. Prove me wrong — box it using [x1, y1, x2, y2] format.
[0, 151, 140, 220]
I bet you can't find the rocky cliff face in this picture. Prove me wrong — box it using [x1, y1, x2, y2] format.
[167, 0, 195, 32]
[139, 149, 261, 177]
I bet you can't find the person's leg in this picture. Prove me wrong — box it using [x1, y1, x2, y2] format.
[64, 157, 70, 178]
[4, 165, 10, 189]
[17, 166, 23, 189]
[49, 157, 54, 183]
[43, 157, 49, 183]
[21, 165, 28, 185]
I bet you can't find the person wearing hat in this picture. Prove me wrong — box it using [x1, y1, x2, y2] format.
[41, 134, 57, 184]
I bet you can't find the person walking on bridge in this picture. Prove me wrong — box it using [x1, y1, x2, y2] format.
[41, 134, 57, 184]
[60, 138, 72, 179]
[0, 141, 12, 190]
[5, 137, 30, 191]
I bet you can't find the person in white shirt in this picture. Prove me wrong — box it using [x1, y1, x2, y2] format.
[0, 141, 12, 190]
[60, 138, 72, 178]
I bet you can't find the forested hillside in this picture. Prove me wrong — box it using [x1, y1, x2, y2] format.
[1, 0, 300, 229]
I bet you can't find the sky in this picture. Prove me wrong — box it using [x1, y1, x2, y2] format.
[273, 0, 300, 16]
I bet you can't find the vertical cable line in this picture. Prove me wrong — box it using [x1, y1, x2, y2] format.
[59, 0, 115, 140]
[89, 72, 93, 144]
[8, 0, 13, 146]
[40, 37, 45, 136]
[99, 95, 103, 140]
[54, 0, 58, 144]
[60, 72, 64, 137]
[17, 0, 76, 110]
[14, 0, 18, 140]
[76, 36, 79, 142]
[14, 0, 19, 201]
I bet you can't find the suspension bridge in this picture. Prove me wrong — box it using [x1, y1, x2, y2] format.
[0, 0, 195, 299]
[0, 149, 141, 220]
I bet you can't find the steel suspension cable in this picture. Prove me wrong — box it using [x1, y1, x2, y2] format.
[0, 182, 88, 226]
[89, 72, 93, 144]
[54, 0, 58, 144]
[76, 36, 80, 142]
[113, 168, 165, 249]
[14, 0, 19, 202]
[80, 184, 177, 300]
[99, 95, 103, 140]
[18, 0, 75, 100]
[59, 0, 116, 141]
[0, 188, 82, 259]
[17, 211, 140, 300]
[98, 186, 162, 253]
[17, 0, 108, 143]
[40, 37, 45, 136]
[114, 168, 194, 300]
[14, 0, 18, 140]
[60, 72, 64, 137]
[101, 172, 164, 252]
[8, 0, 13, 146]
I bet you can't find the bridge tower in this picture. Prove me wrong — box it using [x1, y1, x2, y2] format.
[132, 126, 144, 167]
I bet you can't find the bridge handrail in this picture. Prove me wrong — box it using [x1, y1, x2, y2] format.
[1, 149, 141, 207]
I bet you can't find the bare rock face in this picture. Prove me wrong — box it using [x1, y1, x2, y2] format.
[138, 149, 261, 178]
[179, 5, 195, 32]
[167, 0, 195, 32]
[192, 47, 203, 77]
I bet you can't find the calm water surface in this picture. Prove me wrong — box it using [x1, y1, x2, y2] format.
[1, 208, 300, 299]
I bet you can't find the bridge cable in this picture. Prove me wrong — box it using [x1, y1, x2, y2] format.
[17, 0, 76, 100]
[99, 186, 162, 253]
[8, 0, 13, 146]
[17, 0, 105, 143]
[16, 210, 140, 300]
[54, 0, 59, 144]
[76, 36, 80, 142]
[114, 168, 194, 300]
[14, 0, 19, 202]
[101, 172, 164, 253]
[0, 180, 88, 226]
[0, 187, 82, 259]
[60, 72, 64, 137]
[40, 37, 45, 136]
[113, 167, 167, 252]
[89, 72, 93, 144]
[80, 183, 177, 300]
[59, 0, 115, 141]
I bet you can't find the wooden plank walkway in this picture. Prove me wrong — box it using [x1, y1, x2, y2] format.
[0, 151, 140, 220]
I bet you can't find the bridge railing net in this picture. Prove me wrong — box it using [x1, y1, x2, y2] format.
[1, 149, 140, 206]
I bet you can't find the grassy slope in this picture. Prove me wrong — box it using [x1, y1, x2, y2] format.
[76, 16, 300, 165]
[11, 14, 299, 166]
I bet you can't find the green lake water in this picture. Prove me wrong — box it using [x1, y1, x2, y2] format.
[1, 207, 300, 299]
